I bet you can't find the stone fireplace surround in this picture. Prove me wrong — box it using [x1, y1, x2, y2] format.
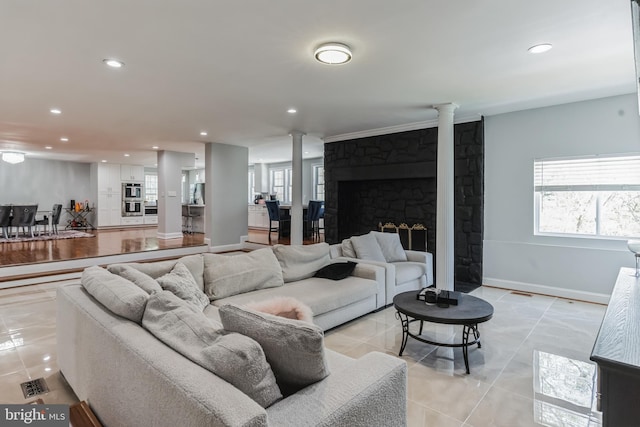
[324, 120, 484, 290]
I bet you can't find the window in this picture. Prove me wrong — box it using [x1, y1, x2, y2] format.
[534, 155, 640, 238]
[270, 167, 291, 202]
[313, 165, 325, 200]
[145, 174, 158, 204]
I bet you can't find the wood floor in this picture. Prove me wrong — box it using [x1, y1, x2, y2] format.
[0, 227, 324, 268]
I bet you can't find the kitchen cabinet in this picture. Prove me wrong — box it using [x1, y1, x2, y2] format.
[248, 205, 269, 229]
[144, 215, 158, 225]
[121, 217, 144, 226]
[121, 165, 145, 182]
[93, 163, 122, 227]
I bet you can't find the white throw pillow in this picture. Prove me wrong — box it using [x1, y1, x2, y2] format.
[272, 243, 330, 283]
[156, 262, 209, 311]
[113, 264, 163, 294]
[372, 231, 408, 262]
[341, 239, 356, 258]
[203, 248, 284, 300]
[350, 233, 386, 262]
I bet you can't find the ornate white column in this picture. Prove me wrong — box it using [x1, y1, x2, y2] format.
[434, 103, 458, 291]
[290, 131, 305, 245]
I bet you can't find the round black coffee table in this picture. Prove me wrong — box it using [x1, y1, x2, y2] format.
[393, 290, 494, 374]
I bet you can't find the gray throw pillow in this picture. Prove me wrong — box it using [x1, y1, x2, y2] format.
[219, 304, 329, 396]
[203, 249, 284, 300]
[341, 239, 356, 258]
[272, 243, 331, 283]
[143, 291, 282, 408]
[156, 262, 209, 311]
[350, 232, 386, 262]
[114, 264, 163, 294]
[372, 231, 408, 262]
[81, 265, 149, 323]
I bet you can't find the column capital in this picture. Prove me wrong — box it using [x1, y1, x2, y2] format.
[289, 130, 306, 138]
[432, 103, 459, 114]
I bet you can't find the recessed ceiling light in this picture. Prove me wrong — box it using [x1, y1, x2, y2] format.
[50, 108, 62, 115]
[45, 146, 52, 150]
[103, 58, 124, 68]
[60, 137, 69, 142]
[43, 355, 51, 361]
[101, 159, 107, 163]
[45, 367, 52, 372]
[528, 43, 553, 54]
[314, 42, 352, 65]
[200, 131, 208, 136]
[152, 146, 159, 150]
[287, 108, 297, 114]
[124, 153, 130, 157]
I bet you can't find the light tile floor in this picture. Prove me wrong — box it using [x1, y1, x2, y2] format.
[0, 282, 606, 427]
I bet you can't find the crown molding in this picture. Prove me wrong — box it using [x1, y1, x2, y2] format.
[323, 113, 482, 143]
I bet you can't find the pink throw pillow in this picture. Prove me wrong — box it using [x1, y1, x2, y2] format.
[245, 297, 313, 323]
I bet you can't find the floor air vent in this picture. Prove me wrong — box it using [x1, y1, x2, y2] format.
[20, 378, 49, 399]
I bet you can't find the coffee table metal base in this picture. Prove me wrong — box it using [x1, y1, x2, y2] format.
[396, 312, 481, 374]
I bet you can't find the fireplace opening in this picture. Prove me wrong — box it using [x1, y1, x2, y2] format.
[337, 178, 436, 253]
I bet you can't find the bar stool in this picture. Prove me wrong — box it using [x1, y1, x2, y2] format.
[182, 205, 195, 234]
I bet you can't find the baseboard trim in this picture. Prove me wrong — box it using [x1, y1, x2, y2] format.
[209, 243, 244, 253]
[483, 277, 610, 304]
[156, 232, 185, 240]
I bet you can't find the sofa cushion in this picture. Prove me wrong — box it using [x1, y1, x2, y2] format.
[372, 231, 408, 262]
[156, 262, 209, 311]
[107, 254, 205, 291]
[393, 262, 427, 285]
[212, 276, 377, 317]
[219, 304, 329, 395]
[113, 264, 163, 294]
[142, 291, 282, 408]
[313, 261, 357, 281]
[341, 239, 357, 258]
[272, 243, 330, 283]
[203, 248, 283, 301]
[81, 265, 149, 323]
[350, 233, 386, 262]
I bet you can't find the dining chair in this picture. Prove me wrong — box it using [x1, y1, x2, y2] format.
[306, 200, 324, 241]
[35, 203, 63, 235]
[11, 204, 38, 238]
[265, 200, 290, 243]
[0, 205, 12, 239]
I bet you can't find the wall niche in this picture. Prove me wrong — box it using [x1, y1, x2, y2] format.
[324, 120, 484, 290]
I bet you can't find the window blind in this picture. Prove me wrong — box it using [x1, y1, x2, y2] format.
[534, 155, 640, 191]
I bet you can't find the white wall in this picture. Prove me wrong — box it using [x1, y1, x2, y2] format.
[0, 159, 93, 222]
[484, 93, 640, 302]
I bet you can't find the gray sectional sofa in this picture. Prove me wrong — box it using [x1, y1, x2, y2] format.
[57, 243, 407, 427]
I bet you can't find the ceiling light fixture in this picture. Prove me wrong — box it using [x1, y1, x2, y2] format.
[1, 152, 25, 164]
[50, 108, 62, 115]
[124, 153, 130, 157]
[152, 146, 159, 150]
[45, 146, 52, 150]
[528, 43, 553, 54]
[60, 137, 69, 142]
[103, 59, 124, 68]
[287, 108, 297, 114]
[200, 131, 208, 136]
[101, 159, 107, 163]
[314, 42, 352, 65]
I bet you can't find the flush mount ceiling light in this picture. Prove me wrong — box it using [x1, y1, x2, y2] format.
[528, 43, 553, 54]
[200, 131, 208, 136]
[50, 108, 62, 115]
[45, 146, 52, 150]
[60, 137, 69, 142]
[314, 42, 352, 64]
[124, 153, 130, 157]
[1, 151, 25, 164]
[287, 108, 297, 114]
[103, 58, 124, 68]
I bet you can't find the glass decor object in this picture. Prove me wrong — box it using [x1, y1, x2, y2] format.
[628, 240, 640, 277]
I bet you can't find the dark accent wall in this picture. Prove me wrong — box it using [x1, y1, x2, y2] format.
[324, 120, 484, 288]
